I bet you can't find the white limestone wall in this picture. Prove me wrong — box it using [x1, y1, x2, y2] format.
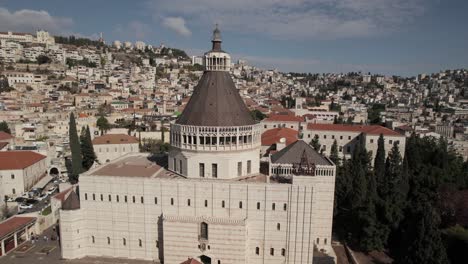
[169, 148, 260, 179]
[60, 209, 87, 259]
[0, 158, 47, 197]
[294, 175, 336, 253]
[94, 143, 139, 163]
[363, 134, 406, 161]
[163, 216, 246, 264]
[63, 173, 340, 263]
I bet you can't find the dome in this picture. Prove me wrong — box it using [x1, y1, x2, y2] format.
[176, 71, 256, 126]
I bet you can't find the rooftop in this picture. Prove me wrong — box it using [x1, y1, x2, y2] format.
[176, 71, 256, 127]
[264, 114, 304, 122]
[307, 123, 403, 137]
[0, 216, 36, 240]
[91, 154, 163, 178]
[0, 131, 13, 141]
[0, 151, 47, 170]
[261, 128, 298, 146]
[92, 134, 138, 145]
[271, 140, 333, 166]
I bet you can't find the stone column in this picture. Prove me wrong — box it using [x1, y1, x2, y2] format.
[14, 232, 18, 247]
[1, 240, 5, 256]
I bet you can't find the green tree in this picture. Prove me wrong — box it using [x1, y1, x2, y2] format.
[330, 139, 339, 165]
[0, 121, 11, 134]
[69, 113, 83, 182]
[374, 134, 386, 191]
[96, 115, 110, 135]
[161, 120, 166, 143]
[250, 110, 266, 121]
[310, 135, 321, 151]
[394, 201, 449, 264]
[348, 144, 368, 208]
[36, 55, 52, 64]
[80, 126, 97, 170]
[382, 142, 407, 229]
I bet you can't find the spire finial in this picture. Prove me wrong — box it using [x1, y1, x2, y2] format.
[212, 24, 221, 42]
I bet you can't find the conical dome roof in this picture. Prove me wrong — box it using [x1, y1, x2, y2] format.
[176, 71, 256, 126]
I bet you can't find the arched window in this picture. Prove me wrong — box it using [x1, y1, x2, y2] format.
[277, 223, 281, 231]
[281, 248, 286, 256]
[107, 237, 110, 245]
[255, 247, 260, 255]
[92, 236, 95, 243]
[221, 200, 225, 208]
[239, 201, 243, 209]
[123, 238, 126, 246]
[257, 202, 260, 210]
[200, 222, 208, 240]
[139, 239, 142, 247]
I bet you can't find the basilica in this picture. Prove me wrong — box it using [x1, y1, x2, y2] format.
[59, 26, 336, 264]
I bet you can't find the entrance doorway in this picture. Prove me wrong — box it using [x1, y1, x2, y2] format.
[200, 255, 211, 264]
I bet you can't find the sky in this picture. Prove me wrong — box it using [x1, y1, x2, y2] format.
[0, 0, 467, 76]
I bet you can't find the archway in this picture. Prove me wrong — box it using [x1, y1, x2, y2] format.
[49, 167, 59, 176]
[200, 255, 211, 264]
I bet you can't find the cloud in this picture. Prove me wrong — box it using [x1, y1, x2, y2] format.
[113, 21, 151, 40]
[146, 0, 433, 39]
[0, 7, 73, 34]
[162, 17, 192, 36]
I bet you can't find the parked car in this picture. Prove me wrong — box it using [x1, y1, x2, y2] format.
[19, 203, 33, 210]
[46, 186, 57, 195]
[36, 193, 48, 201]
[25, 198, 38, 205]
[15, 197, 27, 203]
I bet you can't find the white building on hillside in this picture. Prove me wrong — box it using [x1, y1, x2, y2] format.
[0, 151, 47, 198]
[92, 134, 139, 163]
[59, 26, 337, 264]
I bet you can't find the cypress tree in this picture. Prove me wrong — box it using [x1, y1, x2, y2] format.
[374, 134, 386, 192]
[96, 115, 110, 135]
[81, 125, 97, 170]
[330, 139, 339, 165]
[69, 113, 83, 182]
[349, 143, 368, 208]
[310, 135, 321, 151]
[0, 121, 11, 134]
[376, 142, 407, 235]
[394, 201, 449, 264]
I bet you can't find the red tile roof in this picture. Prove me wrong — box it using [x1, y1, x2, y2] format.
[0, 142, 8, 150]
[180, 258, 202, 264]
[264, 114, 304, 122]
[0, 151, 46, 170]
[307, 124, 402, 136]
[92, 134, 138, 145]
[0, 131, 13, 141]
[0, 217, 36, 240]
[262, 128, 299, 146]
[52, 187, 73, 203]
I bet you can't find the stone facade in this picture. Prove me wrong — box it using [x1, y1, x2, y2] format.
[60, 153, 335, 264]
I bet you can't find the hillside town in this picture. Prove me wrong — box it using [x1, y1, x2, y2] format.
[0, 28, 467, 264]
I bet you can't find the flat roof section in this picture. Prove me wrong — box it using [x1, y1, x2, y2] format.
[92, 155, 163, 178]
